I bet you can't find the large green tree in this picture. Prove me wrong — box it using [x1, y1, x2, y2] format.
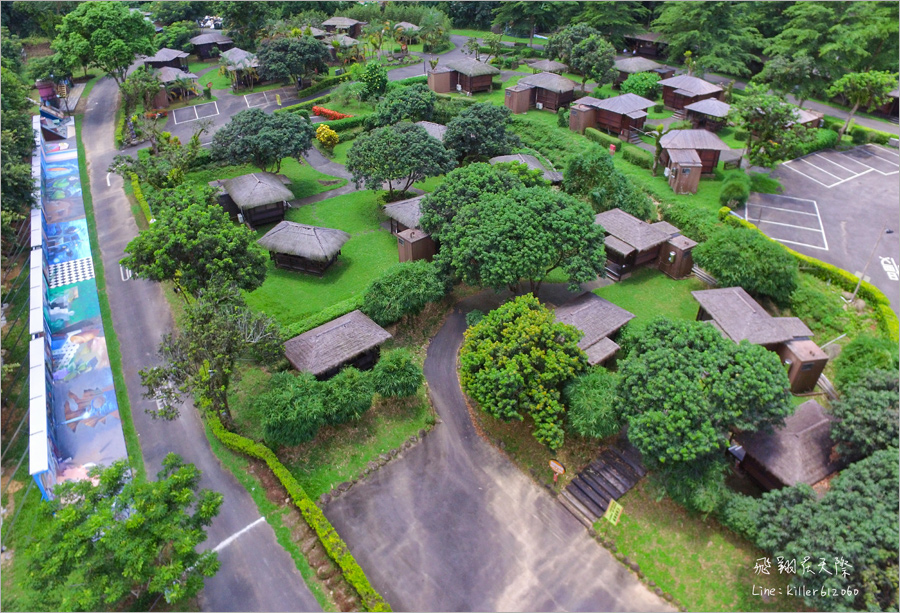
[443, 102, 520, 162]
[24, 455, 222, 611]
[730, 84, 814, 167]
[361, 260, 447, 326]
[347, 121, 455, 199]
[491, 1, 572, 47]
[827, 71, 899, 141]
[564, 145, 654, 220]
[461, 294, 588, 449]
[752, 55, 820, 109]
[653, 1, 760, 76]
[370, 83, 436, 127]
[121, 198, 268, 297]
[576, 2, 648, 49]
[693, 227, 799, 306]
[52, 1, 156, 87]
[569, 34, 617, 92]
[618, 317, 792, 467]
[830, 369, 899, 460]
[216, 1, 281, 50]
[155, 20, 200, 53]
[212, 108, 315, 173]
[257, 36, 329, 84]
[545, 23, 601, 66]
[149, 1, 211, 26]
[436, 185, 606, 295]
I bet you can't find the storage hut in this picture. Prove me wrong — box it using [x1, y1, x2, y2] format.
[427, 65, 456, 94]
[622, 32, 668, 58]
[734, 400, 845, 492]
[383, 196, 437, 262]
[220, 172, 293, 227]
[692, 287, 829, 393]
[284, 310, 392, 380]
[527, 59, 568, 74]
[793, 106, 824, 129]
[415, 121, 447, 142]
[488, 154, 563, 184]
[190, 32, 234, 59]
[664, 148, 703, 195]
[653, 222, 697, 279]
[153, 67, 199, 106]
[554, 292, 634, 366]
[443, 57, 500, 94]
[684, 98, 731, 132]
[321, 16, 366, 38]
[594, 208, 677, 280]
[613, 56, 674, 87]
[503, 72, 576, 113]
[659, 129, 731, 175]
[143, 48, 189, 71]
[657, 75, 723, 111]
[257, 221, 350, 275]
[568, 93, 655, 141]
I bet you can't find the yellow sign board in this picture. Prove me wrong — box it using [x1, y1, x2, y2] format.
[604, 499, 623, 525]
[276, 94, 282, 106]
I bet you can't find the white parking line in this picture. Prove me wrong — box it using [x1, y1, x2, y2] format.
[813, 154, 856, 173]
[870, 144, 900, 158]
[812, 199, 829, 251]
[213, 517, 266, 552]
[797, 157, 842, 179]
[768, 236, 829, 251]
[782, 161, 834, 187]
[747, 203, 819, 216]
[745, 194, 829, 251]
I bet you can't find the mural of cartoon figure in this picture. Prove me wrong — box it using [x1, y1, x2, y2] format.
[51, 322, 110, 381]
[63, 385, 118, 430]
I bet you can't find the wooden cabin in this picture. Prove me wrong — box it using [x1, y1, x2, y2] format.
[321, 16, 366, 39]
[734, 400, 845, 492]
[504, 72, 576, 113]
[657, 75, 723, 111]
[554, 292, 634, 366]
[284, 310, 391, 380]
[613, 56, 674, 87]
[692, 287, 829, 393]
[383, 196, 437, 263]
[793, 106, 824, 129]
[218, 172, 292, 228]
[664, 148, 703, 195]
[622, 32, 668, 58]
[488, 154, 563, 184]
[526, 59, 568, 74]
[257, 221, 350, 275]
[189, 32, 234, 59]
[434, 57, 499, 95]
[143, 48, 189, 71]
[659, 129, 731, 175]
[220, 47, 259, 89]
[684, 98, 731, 132]
[568, 93, 655, 142]
[594, 208, 694, 281]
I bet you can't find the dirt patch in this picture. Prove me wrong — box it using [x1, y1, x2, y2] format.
[24, 43, 53, 59]
[246, 460, 289, 507]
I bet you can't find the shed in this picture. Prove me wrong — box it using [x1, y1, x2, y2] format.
[657, 75, 723, 110]
[793, 107, 824, 129]
[527, 59, 568, 74]
[736, 400, 845, 491]
[504, 83, 535, 114]
[555, 292, 635, 365]
[190, 32, 234, 59]
[383, 196, 424, 234]
[512, 71, 576, 112]
[613, 56, 674, 86]
[684, 98, 731, 132]
[622, 32, 668, 58]
[415, 121, 447, 142]
[660, 129, 731, 175]
[383, 196, 437, 262]
[427, 65, 456, 94]
[321, 16, 366, 38]
[595, 208, 672, 280]
[443, 57, 500, 94]
[568, 93, 655, 140]
[665, 148, 703, 195]
[692, 286, 828, 392]
[257, 221, 350, 275]
[143, 48, 189, 71]
[488, 154, 563, 184]
[284, 310, 391, 379]
[653, 224, 697, 279]
[220, 172, 293, 227]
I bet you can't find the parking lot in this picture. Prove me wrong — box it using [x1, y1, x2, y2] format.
[739, 193, 828, 250]
[243, 87, 301, 109]
[171, 101, 220, 124]
[781, 144, 899, 188]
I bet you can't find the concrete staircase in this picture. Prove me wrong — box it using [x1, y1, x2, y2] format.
[559, 443, 646, 527]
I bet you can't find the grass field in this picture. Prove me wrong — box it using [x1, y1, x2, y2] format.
[244, 191, 397, 325]
[596, 480, 802, 612]
[188, 60, 232, 90]
[595, 268, 708, 330]
[717, 126, 748, 150]
[450, 28, 537, 45]
[185, 158, 347, 201]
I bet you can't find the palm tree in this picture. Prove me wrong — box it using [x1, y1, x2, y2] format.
[166, 76, 197, 101]
[364, 22, 385, 57]
[418, 12, 446, 53]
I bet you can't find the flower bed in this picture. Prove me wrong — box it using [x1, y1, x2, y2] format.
[312, 106, 353, 120]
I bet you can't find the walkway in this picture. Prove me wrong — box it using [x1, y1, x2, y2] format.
[324, 287, 670, 612]
[81, 76, 321, 612]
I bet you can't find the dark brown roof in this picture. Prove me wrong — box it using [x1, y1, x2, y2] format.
[397, 228, 431, 243]
[738, 400, 845, 487]
[614, 56, 663, 74]
[692, 287, 814, 345]
[488, 154, 563, 183]
[527, 59, 568, 74]
[577, 93, 655, 115]
[257, 221, 349, 260]
[223, 173, 293, 210]
[284, 310, 391, 376]
[660, 129, 731, 151]
[383, 196, 424, 229]
[190, 32, 233, 45]
[657, 74, 723, 96]
[555, 292, 634, 364]
[518, 71, 576, 94]
[144, 48, 189, 63]
[684, 98, 731, 118]
[595, 208, 671, 252]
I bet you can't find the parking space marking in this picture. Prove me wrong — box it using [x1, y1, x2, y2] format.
[172, 106, 198, 125]
[812, 153, 857, 174]
[871, 144, 899, 158]
[797, 157, 842, 179]
[747, 203, 818, 217]
[744, 194, 829, 251]
[172, 102, 220, 124]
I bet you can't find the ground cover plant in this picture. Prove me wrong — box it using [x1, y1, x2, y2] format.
[594, 268, 707, 331]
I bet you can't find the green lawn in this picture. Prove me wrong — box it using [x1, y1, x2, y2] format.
[189, 60, 233, 90]
[646, 106, 674, 120]
[450, 28, 536, 46]
[595, 480, 802, 612]
[595, 268, 708, 330]
[185, 158, 347, 201]
[717, 126, 748, 150]
[244, 191, 398, 325]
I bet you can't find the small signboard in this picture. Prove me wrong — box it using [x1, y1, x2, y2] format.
[276, 93, 282, 106]
[604, 499, 623, 525]
[549, 459, 565, 483]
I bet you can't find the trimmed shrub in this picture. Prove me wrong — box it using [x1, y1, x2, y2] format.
[718, 172, 750, 208]
[562, 367, 621, 439]
[130, 174, 153, 222]
[851, 125, 868, 145]
[622, 146, 652, 169]
[321, 367, 374, 425]
[584, 127, 621, 151]
[371, 349, 424, 398]
[465, 309, 485, 328]
[260, 372, 326, 447]
[718, 491, 761, 542]
[312, 105, 353, 120]
[798, 128, 839, 155]
[282, 295, 365, 340]
[832, 335, 900, 392]
[361, 261, 447, 326]
[733, 129, 748, 142]
[620, 71, 661, 100]
[278, 94, 333, 114]
[653, 103, 664, 113]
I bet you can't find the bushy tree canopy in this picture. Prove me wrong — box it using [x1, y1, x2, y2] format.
[620, 71, 661, 100]
[562, 367, 622, 439]
[827, 71, 899, 140]
[362, 261, 447, 326]
[24, 454, 222, 611]
[371, 83, 437, 127]
[564, 145, 654, 220]
[321, 367, 375, 426]
[443, 102, 520, 161]
[155, 20, 200, 52]
[576, 2, 647, 49]
[545, 23, 601, 65]
[261, 371, 327, 446]
[460, 295, 588, 449]
[618, 318, 792, 467]
[830, 369, 899, 460]
[371, 349, 424, 398]
[257, 36, 329, 83]
[212, 108, 315, 173]
[693, 228, 799, 306]
[730, 84, 814, 167]
[832, 334, 900, 392]
[570, 35, 617, 92]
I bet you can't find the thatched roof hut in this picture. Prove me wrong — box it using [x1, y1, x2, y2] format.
[221, 47, 259, 71]
[157, 66, 199, 84]
[190, 32, 233, 46]
[415, 121, 447, 142]
[527, 59, 568, 74]
[595, 208, 671, 253]
[223, 173, 293, 212]
[489, 154, 563, 183]
[258, 221, 350, 260]
[657, 75, 723, 110]
[322, 16, 363, 28]
[555, 292, 634, 365]
[518, 71, 576, 94]
[143, 48, 189, 70]
[614, 56, 663, 75]
[383, 196, 424, 232]
[568, 93, 655, 134]
[446, 57, 501, 77]
[684, 98, 731, 118]
[395, 21, 420, 32]
[284, 310, 392, 378]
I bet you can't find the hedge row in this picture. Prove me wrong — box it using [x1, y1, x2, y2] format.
[392, 75, 428, 87]
[324, 114, 371, 133]
[207, 415, 391, 612]
[799, 128, 840, 156]
[622, 146, 652, 169]
[130, 174, 153, 222]
[719, 207, 899, 342]
[283, 294, 365, 340]
[584, 127, 622, 150]
[278, 94, 333, 114]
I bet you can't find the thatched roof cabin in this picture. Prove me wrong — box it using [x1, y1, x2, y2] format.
[257, 221, 349, 274]
[657, 74, 723, 110]
[659, 129, 731, 174]
[221, 47, 259, 71]
[190, 32, 234, 59]
[691, 287, 813, 346]
[284, 310, 392, 378]
[684, 98, 732, 132]
[568, 93, 655, 135]
[527, 59, 568, 74]
[157, 66, 199, 84]
[143, 48, 189, 70]
[555, 292, 634, 365]
[445, 57, 501, 77]
[383, 196, 424, 232]
[595, 208, 670, 253]
[221, 172, 293, 227]
[505, 72, 577, 113]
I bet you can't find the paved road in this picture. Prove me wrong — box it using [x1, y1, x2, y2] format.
[325, 290, 669, 612]
[82, 75, 321, 613]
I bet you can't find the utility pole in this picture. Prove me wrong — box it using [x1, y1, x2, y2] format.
[845, 222, 888, 303]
